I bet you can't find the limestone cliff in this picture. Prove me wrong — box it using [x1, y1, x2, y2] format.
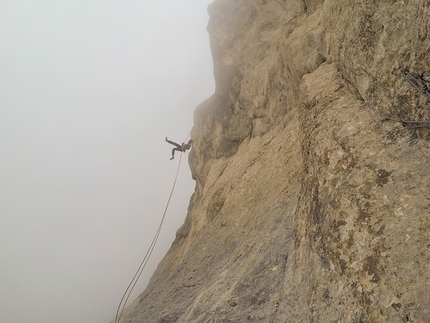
[119, 0, 430, 322]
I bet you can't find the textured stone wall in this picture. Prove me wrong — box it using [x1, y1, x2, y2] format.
[117, 1, 430, 322]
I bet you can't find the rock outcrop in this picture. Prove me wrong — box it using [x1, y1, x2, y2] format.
[118, 0, 430, 322]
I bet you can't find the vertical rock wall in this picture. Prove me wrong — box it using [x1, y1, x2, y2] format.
[118, 0, 430, 322]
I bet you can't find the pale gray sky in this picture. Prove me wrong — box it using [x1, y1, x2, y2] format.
[0, 1, 214, 322]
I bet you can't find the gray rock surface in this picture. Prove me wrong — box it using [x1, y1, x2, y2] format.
[117, 0, 430, 322]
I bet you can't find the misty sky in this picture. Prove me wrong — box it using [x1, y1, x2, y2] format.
[0, 1, 214, 322]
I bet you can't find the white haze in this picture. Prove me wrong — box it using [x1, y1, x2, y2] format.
[0, 1, 214, 322]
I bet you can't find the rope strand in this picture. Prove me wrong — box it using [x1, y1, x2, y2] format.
[115, 152, 184, 323]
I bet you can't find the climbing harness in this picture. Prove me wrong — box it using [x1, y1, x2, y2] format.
[115, 132, 191, 323]
[401, 70, 430, 129]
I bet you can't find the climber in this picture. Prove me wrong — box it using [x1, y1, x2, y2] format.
[165, 137, 193, 160]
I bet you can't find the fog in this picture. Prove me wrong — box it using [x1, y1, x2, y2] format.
[0, 1, 214, 322]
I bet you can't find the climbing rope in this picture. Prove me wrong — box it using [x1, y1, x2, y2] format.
[115, 132, 191, 323]
[402, 120, 430, 129]
[401, 70, 430, 129]
[403, 70, 430, 103]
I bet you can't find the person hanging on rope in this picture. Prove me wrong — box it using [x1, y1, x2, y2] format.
[165, 137, 193, 160]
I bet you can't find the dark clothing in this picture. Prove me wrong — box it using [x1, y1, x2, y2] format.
[182, 143, 192, 151]
[166, 139, 192, 158]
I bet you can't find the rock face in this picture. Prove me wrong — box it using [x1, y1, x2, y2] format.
[119, 1, 430, 322]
